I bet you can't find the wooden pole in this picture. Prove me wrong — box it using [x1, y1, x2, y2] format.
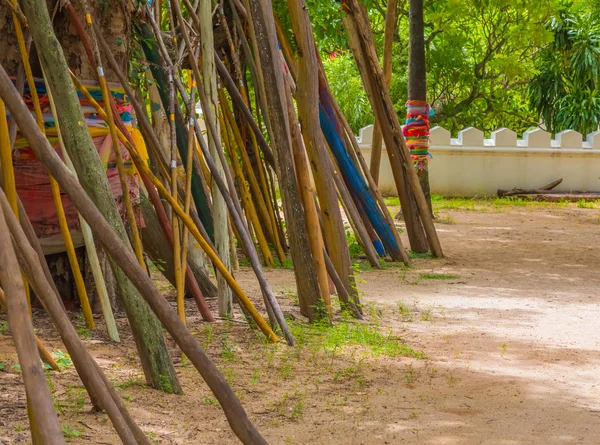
[246, 0, 324, 322]
[287, 0, 356, 300]
[342, 3, 442, 256]
[370, 0, 397, 184]
[194, 0, 234, 318]
[0, 70, 270, 444]
[219, 89, 284, 262]
[219, 96, 275, 267]
[283, 78, 331, 319]
[0, 288, 59, 370]
[0, 197, 65, 444]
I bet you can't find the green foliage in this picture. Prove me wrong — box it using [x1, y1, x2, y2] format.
[529, 8, 600, 134]
[323, 52, 374, 132]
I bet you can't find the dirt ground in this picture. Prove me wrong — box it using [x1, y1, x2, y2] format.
[1, 203, 600, 444]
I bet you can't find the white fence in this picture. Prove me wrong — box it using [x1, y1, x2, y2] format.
[358, 125, 600, 197]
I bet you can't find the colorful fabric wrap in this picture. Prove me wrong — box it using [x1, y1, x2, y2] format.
[6, 77, 149, 240]
[403, 100, 431, 171]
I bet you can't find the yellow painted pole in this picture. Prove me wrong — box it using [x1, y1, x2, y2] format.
[218, 89, 285, 263]
[96, 72, 146, 268]
[0, 100, 17, 214]
[218, 102, 274, 266]
[10, 12, 94, 325]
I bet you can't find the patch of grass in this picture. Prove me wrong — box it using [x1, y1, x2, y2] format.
[75, 319, 91, 340]
[419, 272, 458, 280]
[115, 378, 147, 391]
[577, 199, 600, 209]
[273, 257, 294, 269]
[290, 319, 425, 359]
[220, 335, 237, 361]
[403, 363, 418, 384]
[346, 230, 364, 258]
[397, 302, 414, 322]
[420, 307, 434, 322]
[0, 321, 8, 335]
[383, 196, 400, 206]
[408, 251, 434, 260]
[435, 213, 456, 225]
[62, 424, 81, 441]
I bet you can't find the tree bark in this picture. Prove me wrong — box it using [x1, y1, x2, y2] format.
[19, 0, 181, 393]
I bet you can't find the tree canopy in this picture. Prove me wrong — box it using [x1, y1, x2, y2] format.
[277, 0, 600, 136]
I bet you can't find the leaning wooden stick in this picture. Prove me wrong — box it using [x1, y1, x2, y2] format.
[0, 287, 59, 370]
[0, 194, 64, 444]
[0, 63, 270, 444]
[1, 189, 147, 445]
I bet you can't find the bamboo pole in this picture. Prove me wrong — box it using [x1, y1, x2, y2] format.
[0, 197, 64, 444]
[0, 288, 59, 370]
[287, 0, 356, 300]
[0, 100, 17, 213]
[43, 70, 119, 341]
[193, 0, 234, 318]
[167, 70, 186, 324]
[370, 0, 397, 184]
[180, 112, 196, 311]
[0, 70, 270, 443]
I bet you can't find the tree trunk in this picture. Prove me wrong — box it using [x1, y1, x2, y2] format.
[19, 0, 181, 393]
[408, 0, 432, 214]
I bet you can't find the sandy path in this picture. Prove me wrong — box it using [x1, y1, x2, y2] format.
[353, 206, 600, 444]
